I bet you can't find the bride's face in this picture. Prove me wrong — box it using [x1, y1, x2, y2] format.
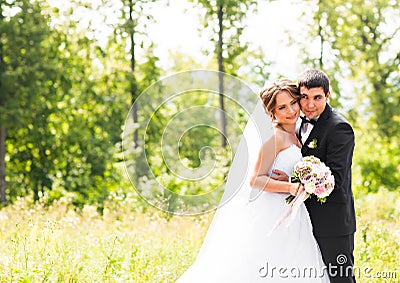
[273, 91, 300, 124]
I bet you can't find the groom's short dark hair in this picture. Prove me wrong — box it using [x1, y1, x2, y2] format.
[297, 69, 330, 95]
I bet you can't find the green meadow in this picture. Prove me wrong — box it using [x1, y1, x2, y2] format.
[0, 189, 398, 282]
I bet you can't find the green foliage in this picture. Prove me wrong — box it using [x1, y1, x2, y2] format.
[296, 0, 400, 195]
[190, 0, 259, 75]
[0, 0, 58, 202]
[318, 0, 400, 140]
[353, 126, 400, 195]
[0, 0, 137, 206]
[0, 0, 50, 123]
[354, 189, 400, 277]
[1, 0, 398, 210]
[125, 82, 251, 214]
[0, 1, 398, 281]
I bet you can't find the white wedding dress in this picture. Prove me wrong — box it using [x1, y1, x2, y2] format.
[176, 103, 329, 283]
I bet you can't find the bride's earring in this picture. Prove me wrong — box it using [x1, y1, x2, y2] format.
[271, 114, 278, 124]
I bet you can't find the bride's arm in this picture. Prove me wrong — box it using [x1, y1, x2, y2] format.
[249, 137, 298, 195]
[269, 169, 289, 182]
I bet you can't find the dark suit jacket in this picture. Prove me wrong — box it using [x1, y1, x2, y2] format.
[300, 104, 356, 237]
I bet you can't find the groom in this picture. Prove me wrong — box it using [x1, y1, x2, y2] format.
[274, 69, 356, 282]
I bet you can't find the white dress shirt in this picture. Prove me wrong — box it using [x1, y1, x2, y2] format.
[299, 116, 319, 144]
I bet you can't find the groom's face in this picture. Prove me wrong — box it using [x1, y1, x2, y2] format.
[299, 87, 330, 119]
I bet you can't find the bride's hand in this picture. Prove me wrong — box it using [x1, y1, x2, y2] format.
[271, 169, 289, 182]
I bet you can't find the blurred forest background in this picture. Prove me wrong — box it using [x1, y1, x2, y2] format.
[0, 0, 399, 281]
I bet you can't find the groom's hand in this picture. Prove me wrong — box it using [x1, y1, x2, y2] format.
[271, 170, 289, 182]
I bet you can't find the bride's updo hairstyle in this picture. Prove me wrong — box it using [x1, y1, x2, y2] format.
[259, 78, 300, 121]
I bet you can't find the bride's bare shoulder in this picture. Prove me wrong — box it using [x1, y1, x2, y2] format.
[260, 130, 285, 153]
[266, 127, 295, 152]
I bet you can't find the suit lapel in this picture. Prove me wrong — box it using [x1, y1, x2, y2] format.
[301, 104, 332, 155]
[297, 118, 305, 142]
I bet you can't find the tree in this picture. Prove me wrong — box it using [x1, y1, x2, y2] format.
[105, 0, 161, 183]
[115, 0, 156, 148]
[313, 0, 399, 137]
[190, 0, 258, 148]
[0, 0, 56, 203]
[0, 1, 6, 204]
[307, 0, 400, 193]
[40, 0, 130, 206]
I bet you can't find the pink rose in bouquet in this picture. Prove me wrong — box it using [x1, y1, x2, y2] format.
[271, 156, 335, 233]
[286, 155, 335, 204]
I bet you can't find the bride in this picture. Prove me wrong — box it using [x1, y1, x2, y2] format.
[176, 78, 329, 282]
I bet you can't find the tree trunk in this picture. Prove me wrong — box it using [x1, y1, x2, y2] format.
[318, 19, 324, 69]
[129, 0, 138, 148]
[217, 4, 227, 148]
[0, 126, 6, 204]
[0, 5, 6, 204]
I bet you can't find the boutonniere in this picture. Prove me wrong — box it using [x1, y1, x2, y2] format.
[307, 138, 318, 149]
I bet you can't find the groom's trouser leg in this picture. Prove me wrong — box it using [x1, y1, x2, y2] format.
[315, 234, 356, 283]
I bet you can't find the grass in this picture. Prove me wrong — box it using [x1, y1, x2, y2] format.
[0, 189, 398, 282]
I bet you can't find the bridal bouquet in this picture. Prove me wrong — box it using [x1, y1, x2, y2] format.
[286, 155, 335, 204]
[269, 156, 335, 234]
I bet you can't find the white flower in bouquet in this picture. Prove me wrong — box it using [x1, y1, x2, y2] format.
[273, 156, 335, 233]
[286, 156, 335, 204]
